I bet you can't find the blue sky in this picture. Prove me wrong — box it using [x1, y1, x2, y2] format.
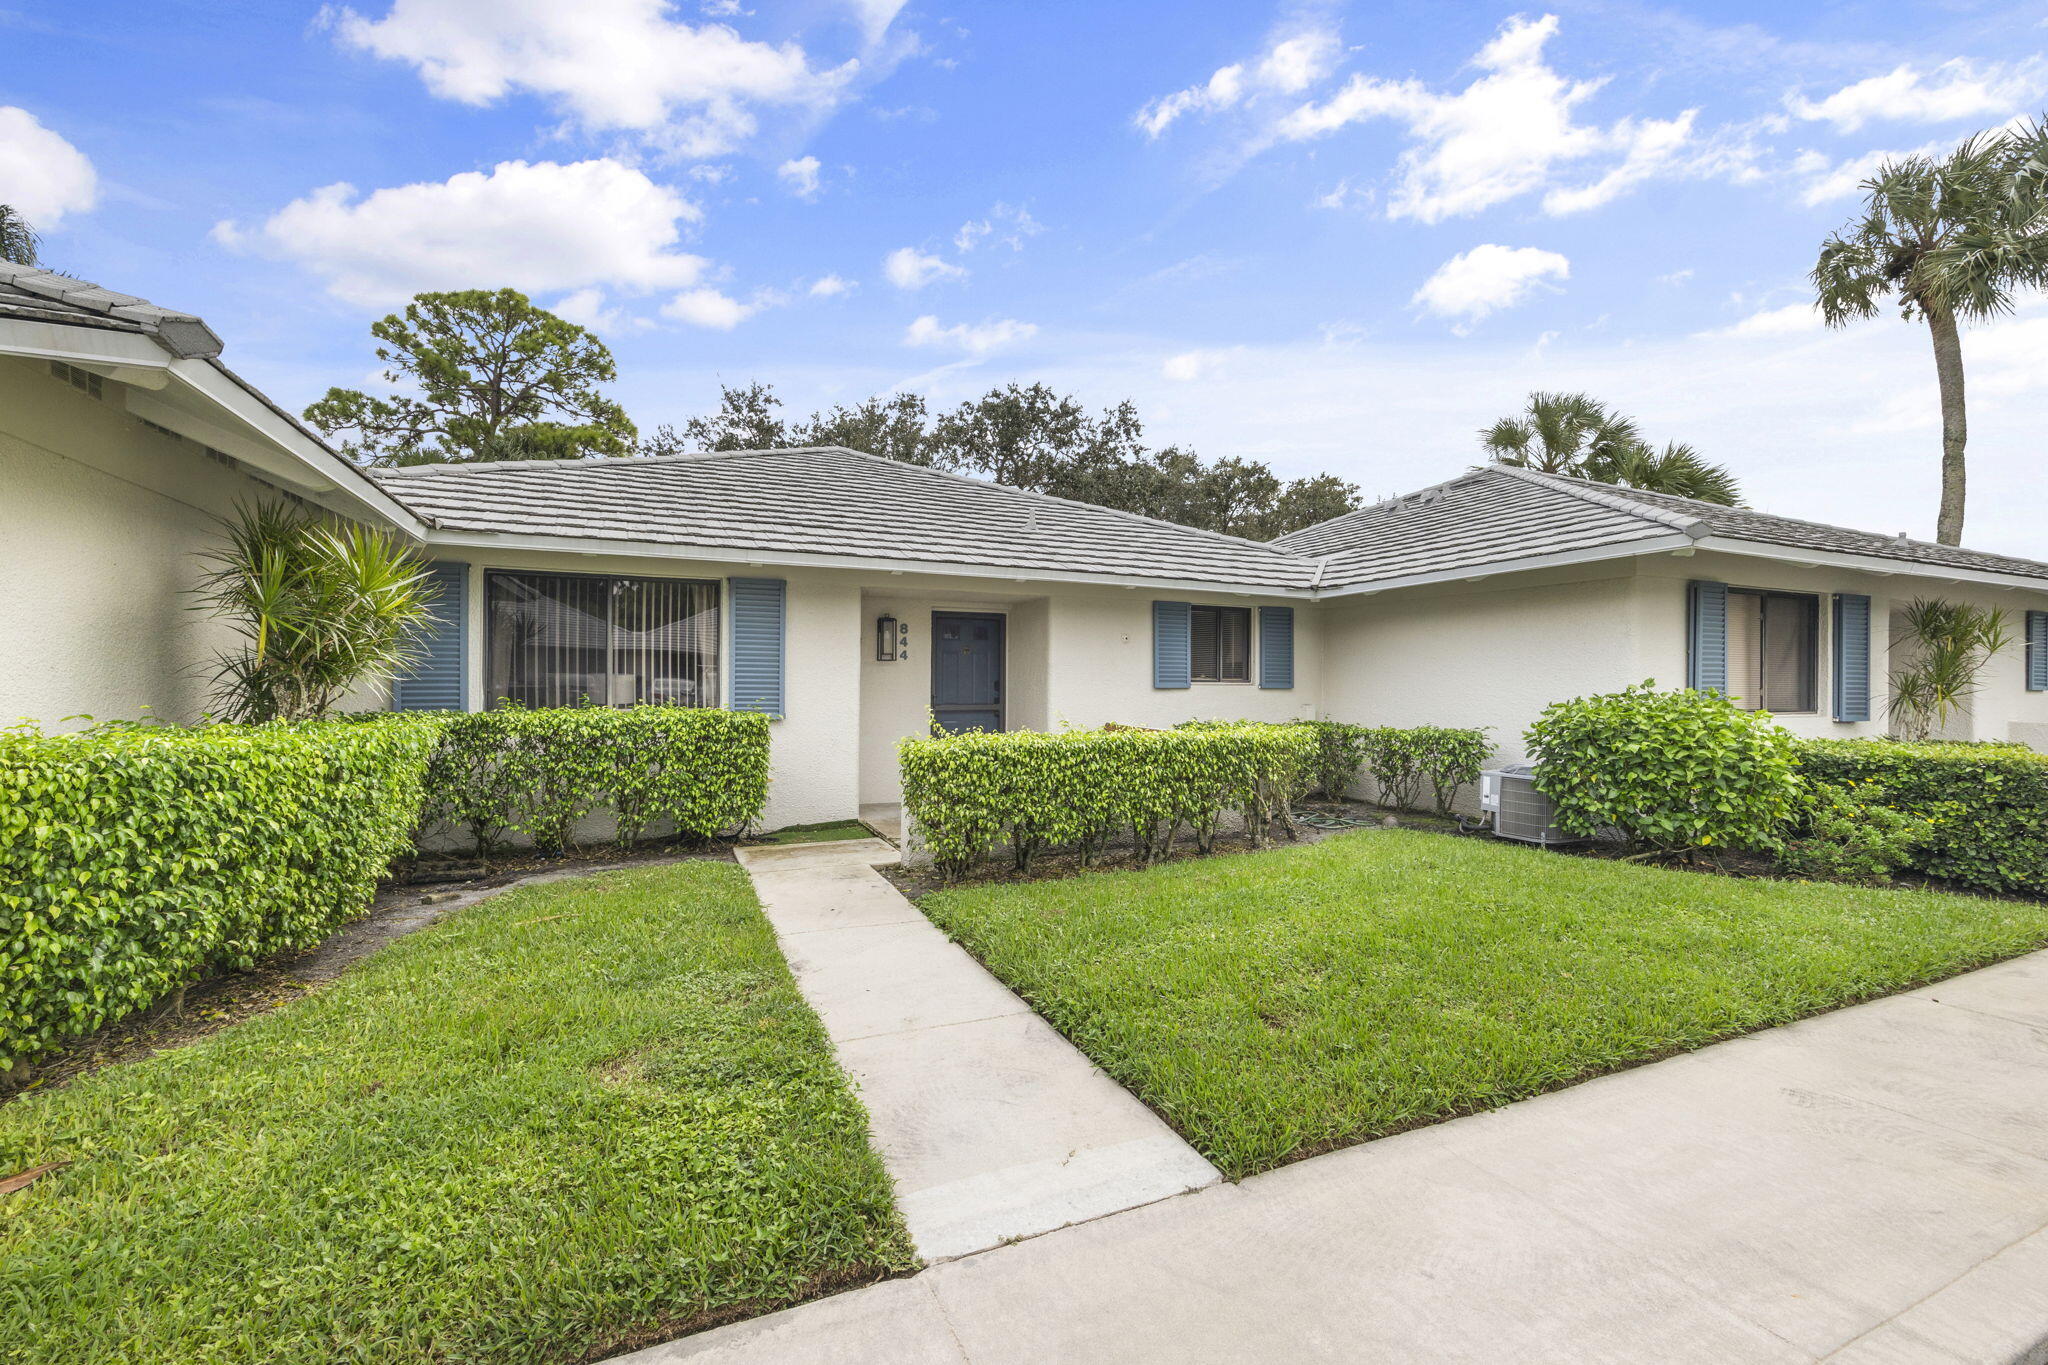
[4, 1, 2046, 550]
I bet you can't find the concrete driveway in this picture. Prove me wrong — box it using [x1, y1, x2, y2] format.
[624, 947, 2048, 1364]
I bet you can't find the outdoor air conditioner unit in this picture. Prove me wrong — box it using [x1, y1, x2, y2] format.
[1479, 764, 1586, 848]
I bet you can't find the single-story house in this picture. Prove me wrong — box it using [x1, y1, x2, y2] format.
[8, 262, 2048, 827]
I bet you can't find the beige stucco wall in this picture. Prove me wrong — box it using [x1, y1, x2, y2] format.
[1633, 549, 2048, 747]
[1318, 563, 1645, 776]
[429, 552, 1320, 825]
[1041, 587, 1322, 733]
[1318, 548, 2048, 778]
[0, 355, 355, 729]
[847, 582, 1316, 806]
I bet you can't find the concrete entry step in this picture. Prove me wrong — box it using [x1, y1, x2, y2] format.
[731, 839, 1219, 1263]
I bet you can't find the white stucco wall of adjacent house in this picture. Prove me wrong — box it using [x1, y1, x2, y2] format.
[0, 356, 303, 729]
[1318, 547, 2048, 790]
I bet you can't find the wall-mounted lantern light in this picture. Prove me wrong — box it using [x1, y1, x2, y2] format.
[876, 614, 908, 662]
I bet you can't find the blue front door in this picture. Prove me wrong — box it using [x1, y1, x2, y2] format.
[931, 612, 1005, 735]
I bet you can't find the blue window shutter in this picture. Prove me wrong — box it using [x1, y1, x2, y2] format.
[2029, 610, 2048, 692]
[1153, 601, 1191, 689]
[1832, 593, 1871, 721]
[1258, 606, 1295, 690]
[392, 560, 468, 711]
[728, 577, 786, 717]
[1687, 580, 1728, 694]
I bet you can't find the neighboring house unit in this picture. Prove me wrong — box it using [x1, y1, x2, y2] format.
[7, 263, 2048, 827]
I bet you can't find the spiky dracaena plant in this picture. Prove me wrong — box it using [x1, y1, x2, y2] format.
[191, 503, 435, 722]
[1813, 125, 2048, 545]
[1886, 597, 2013, 741]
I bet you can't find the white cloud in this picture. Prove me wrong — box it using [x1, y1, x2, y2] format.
[954, 202, 1041, 252]
[1790, 143, 1942, 206]
[1162, 348, 1238, 381]
[0, 106, 97, 228]
[777, 155, 822, 199]
[1272, 14, 1726, 222]
[809, 273, 852, 297]
[903, 314, 1036, 356]
[214, 158, 708, 307]
[883, 245, 966, 289]
[1788, 58, 2046, 133]
[1313, 178, 1371, 210]
[843, 0, 907, 44]
[661, 286, 755, 329]
[328, 0, 858, 157]
[549, 286, 637, 331]
[1701, 301, 1825, 338]
[1411, 245, 1570, 327]
[1136, 28, 1340, 137]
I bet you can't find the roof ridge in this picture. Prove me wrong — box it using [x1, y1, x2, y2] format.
[811, 446, 1319, 559]
[372, 446, 847, 476]
[1270, 467, 1491, 548]
[1488, 463, 1709, 538]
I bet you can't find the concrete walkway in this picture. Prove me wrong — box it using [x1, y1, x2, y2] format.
[628, 947, 2048, 1364]
[730, 839, 1218, 1262]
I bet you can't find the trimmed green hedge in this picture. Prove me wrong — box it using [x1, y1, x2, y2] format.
[1528, 684, 1805, 855]
[900, 723, 1317, 874]
[423, 706, 770, 854]
[0, 718, 443, 1070]
[1798, 738, 2048, 896]
[1185, 720, 1492, 815]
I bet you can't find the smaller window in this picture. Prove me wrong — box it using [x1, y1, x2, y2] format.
[1726, 589, 1818, 713]
[1190, 605, 1251, 682]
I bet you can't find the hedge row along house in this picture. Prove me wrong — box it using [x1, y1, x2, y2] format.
[8, 260, 2048, 829]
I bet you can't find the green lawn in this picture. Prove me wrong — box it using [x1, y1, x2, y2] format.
[920, 830, 2048, 1179]
[0, 862, 912, 1364]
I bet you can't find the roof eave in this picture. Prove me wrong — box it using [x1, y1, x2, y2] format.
[1313, 533, 1696, 598]
[0, 315, 423, 536]
[1690, 535, 2048, 594]
[417, 526, 1321, 597]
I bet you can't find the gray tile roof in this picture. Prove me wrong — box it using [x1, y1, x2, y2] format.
[375, 447, 1323, 589]
[1571, 473, 2048, 584]
[1276, 464, 2048, 589]
[1274, 467, 1686, 587]
[0, 262, 223, 358]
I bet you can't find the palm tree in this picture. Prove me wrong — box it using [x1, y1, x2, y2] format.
[1481, 391, 1743, 505]
[1479, 391, 1640, 474]
[0, 205, 38, 266]
[1589, 440, 1744, 506]
[1812, 125, 2048, 545]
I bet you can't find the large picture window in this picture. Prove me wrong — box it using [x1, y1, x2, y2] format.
[1190, 604, 1251, 683]
[1726, 589, 1817, 713]
[486, 571, 720, 708]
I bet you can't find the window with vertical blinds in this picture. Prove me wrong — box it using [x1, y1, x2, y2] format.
[485, 571, 720, 708]
[1190, 605, 1251, 682]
